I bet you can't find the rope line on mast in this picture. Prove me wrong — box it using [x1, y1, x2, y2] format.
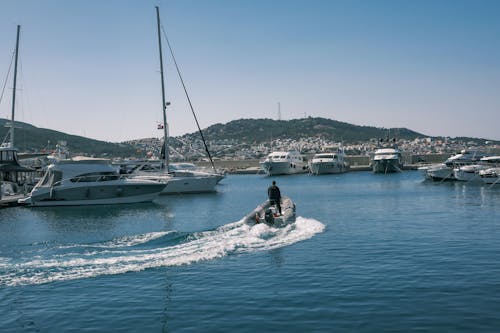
[0, 51, 15, 109]
[160, 25, 217, 173]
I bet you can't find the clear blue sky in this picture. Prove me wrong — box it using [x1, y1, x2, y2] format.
[1, 0, 499, 142]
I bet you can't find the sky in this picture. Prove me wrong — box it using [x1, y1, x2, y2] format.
[1, 0, 499, 143]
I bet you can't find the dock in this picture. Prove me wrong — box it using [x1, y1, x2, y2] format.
[0, 194, 26, 208]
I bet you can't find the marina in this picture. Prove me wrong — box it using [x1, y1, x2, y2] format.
[2, 171, 500, 332]
[2, 2, 500, 332]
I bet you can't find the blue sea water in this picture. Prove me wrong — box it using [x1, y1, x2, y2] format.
[1, 171, 500, 332]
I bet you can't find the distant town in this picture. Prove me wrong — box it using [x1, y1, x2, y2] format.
[125, 135, 500, 166]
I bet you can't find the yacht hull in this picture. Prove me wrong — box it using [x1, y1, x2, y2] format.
[426, 165, 455, 181]
[260, 161, 308, 176]
[309, 161, 348, 175]
[19, 182, 165, 207]
[372, 159, 403, 173]
[162, 175, 219, 194]
[132, 173, 220, 194]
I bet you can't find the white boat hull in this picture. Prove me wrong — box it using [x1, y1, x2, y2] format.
[372, 159, 403, 173]
[132, 172, 220, 194]
[162, 175, 219, 194]
[480, 168, 500, 185]
[19, 181, 165, 207]
[454, 165, 486, 182]
[309, 161, 348, 175]
[243, 196, 296, 227]
[260, 161, 308, 176]
[426, 165, 455, 181]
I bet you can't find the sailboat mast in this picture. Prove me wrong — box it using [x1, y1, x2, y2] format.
[10, 25, 20, 148]
[155, 6, 169, 169]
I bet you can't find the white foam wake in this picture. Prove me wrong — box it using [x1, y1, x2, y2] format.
[60, 231, 174, 249]
[0, 217, 324, 287]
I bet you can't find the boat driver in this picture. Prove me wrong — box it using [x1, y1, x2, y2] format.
[267, 180, 282, 215]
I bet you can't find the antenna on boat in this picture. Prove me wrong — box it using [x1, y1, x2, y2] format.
[9, 25, 20, 149]
[155, 7, 169, 170]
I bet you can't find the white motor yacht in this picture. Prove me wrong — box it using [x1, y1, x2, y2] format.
[479, 167, 500, 185]
[18, 157, 166, 206]
[309, 150, 349, 175]
[424, 149, 485, 181]
[371, 148, 403, 173]
[454, 156, 500, 182]
[259, 150, 308, 176]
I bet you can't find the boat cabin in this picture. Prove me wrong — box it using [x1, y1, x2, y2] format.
[0, 145, 34, 195]
[266, 151, 304, 163]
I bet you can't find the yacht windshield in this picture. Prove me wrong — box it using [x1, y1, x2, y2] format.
[70, 172, 119, 183]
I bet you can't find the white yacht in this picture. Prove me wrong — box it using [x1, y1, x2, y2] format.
[454, 156, 500, 182]
[309, 149, 349, 175]
[479, 167, 500, 185]
[132, 7, 224, 195]
[424, 149, 485, 181]
[126, 160, 223, 194]
[18, 157, 166, 206]
[259, 150, 308, 176]
[371, 148, 403, 173]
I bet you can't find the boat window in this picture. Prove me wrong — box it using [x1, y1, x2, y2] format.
[0, 151, 14, 161]
[70, 172, 118, 183]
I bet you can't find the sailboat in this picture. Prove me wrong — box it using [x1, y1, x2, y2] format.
[129, 7, 223, 194]
[1, 25, 35, 199]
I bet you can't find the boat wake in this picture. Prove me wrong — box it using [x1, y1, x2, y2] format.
[0, 217, 324, 287]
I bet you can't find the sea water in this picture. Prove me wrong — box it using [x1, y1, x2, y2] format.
[1, 171, 500, 332]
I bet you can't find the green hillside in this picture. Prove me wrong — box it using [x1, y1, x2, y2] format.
[1, 117, 495, 158]
[0, 119, 138, 157]
[182, 117, 427, 143]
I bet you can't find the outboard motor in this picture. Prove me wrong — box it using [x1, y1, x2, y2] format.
[264, 208, 274, 224]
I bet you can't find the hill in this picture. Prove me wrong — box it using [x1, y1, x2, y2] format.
[181, 117, 426, 143]
[1, 117, 496, 158]
[0, 119, 138, 157]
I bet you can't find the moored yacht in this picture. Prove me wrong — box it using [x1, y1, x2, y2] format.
[18, 157, 166, 206]
[454, 156, 500, 182]
[131, 7, 224, 195]
[125, 160, 223, 194]
[309, 149, 349, 175]
[479, 167, 500, 185]
[424, 149, 485, 181]
[259, 150, 308, 176]
[371, 148, 403, 173]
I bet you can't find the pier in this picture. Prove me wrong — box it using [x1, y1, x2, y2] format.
[0, 194, 25, 208]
